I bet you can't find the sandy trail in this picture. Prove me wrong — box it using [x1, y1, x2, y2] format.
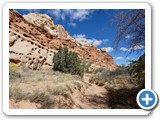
[72, 74, 109, 109]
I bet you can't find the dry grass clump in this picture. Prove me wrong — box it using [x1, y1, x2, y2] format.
[90, 66, 134, 89]
[90, 74, 132, 89]
[103, 75, 134, 90]
[9, 68, 87, 109]
[46, 86, 67, 96]
[28, 90, 54, 109]
[9, 87, 26, 102]
[10, 69, 82, 83]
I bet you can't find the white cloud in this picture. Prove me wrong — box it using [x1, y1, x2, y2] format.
[47, 9, 95, 27]
[132, 45, 144, 50]
[93, 40, 103, 46]
[68, 22, 76, 27]
[116, 57, 123, 60]
[73, 34, 86, 41]
[87, 39, 103, 46]
[73, 34, 107, 46]
[63, 9, 94, 21]
[71, 9, 93, 21]
[105, 47, 114, 52]
[21, 9, 95, 27]
[125, 35, 131, 39]
[48, 9, 62, 20]
[120, 47, 130, 52]
[120, 45, 144, 52]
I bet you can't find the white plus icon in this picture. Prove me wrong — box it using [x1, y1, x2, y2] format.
[142, 93, 153, 105]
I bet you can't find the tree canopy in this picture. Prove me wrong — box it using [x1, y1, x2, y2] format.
[113, 9, 145, 52]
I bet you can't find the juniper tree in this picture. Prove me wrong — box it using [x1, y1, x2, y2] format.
[53, 47, 84, 77]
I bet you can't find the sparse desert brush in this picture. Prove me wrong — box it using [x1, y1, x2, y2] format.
[52, 73, 81, 83]
[90, 66, 130, 87]
[47, 86, 67, 96]
[90, 71, 111, 85]
[28, 90, 54, 109]
[94, 67, 107, 73]
[73, 81, 83, 90]
[9, 87, 26, 101]
[95, 66, 129, 76]
[9, 62, 21, 80]
[81, 60, 92, 73]
[10, 68, 82, 84]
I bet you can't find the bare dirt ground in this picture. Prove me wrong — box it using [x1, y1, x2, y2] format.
[72, 73, 109, 109]
[10, 99, 41, 109]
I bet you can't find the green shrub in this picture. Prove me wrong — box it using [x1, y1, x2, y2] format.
[53, 47, 84, 77]
[128, 54, 145, 87]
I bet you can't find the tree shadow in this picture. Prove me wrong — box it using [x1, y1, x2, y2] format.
[78, 87, 142, 109]
[107, 87, 143, 109]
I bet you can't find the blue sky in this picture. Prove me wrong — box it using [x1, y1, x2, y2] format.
[14, 9, 145, 66]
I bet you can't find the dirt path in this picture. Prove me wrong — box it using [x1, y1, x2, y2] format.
[72, 74, 109, 109]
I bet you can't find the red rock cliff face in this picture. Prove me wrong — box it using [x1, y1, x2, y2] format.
[9, 9, 117, 70]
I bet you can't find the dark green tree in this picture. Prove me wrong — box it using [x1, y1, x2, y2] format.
[53, 47, 84, 77]
[128, 53, 145, 87]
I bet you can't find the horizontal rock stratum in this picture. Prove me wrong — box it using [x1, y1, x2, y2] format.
[9, 9, 117, 70]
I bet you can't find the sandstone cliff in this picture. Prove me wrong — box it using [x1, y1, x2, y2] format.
[9, 9, 117, 70]
[23, 13, 73, 40]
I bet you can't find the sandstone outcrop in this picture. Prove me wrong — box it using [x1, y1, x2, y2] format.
[23, 13, 72, 40]
[9, 9, 117, 70]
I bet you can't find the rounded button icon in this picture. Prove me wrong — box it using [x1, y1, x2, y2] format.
[137, 89, 158, 110]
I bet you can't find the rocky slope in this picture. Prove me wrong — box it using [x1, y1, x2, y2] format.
[9, 9, 117, 70]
